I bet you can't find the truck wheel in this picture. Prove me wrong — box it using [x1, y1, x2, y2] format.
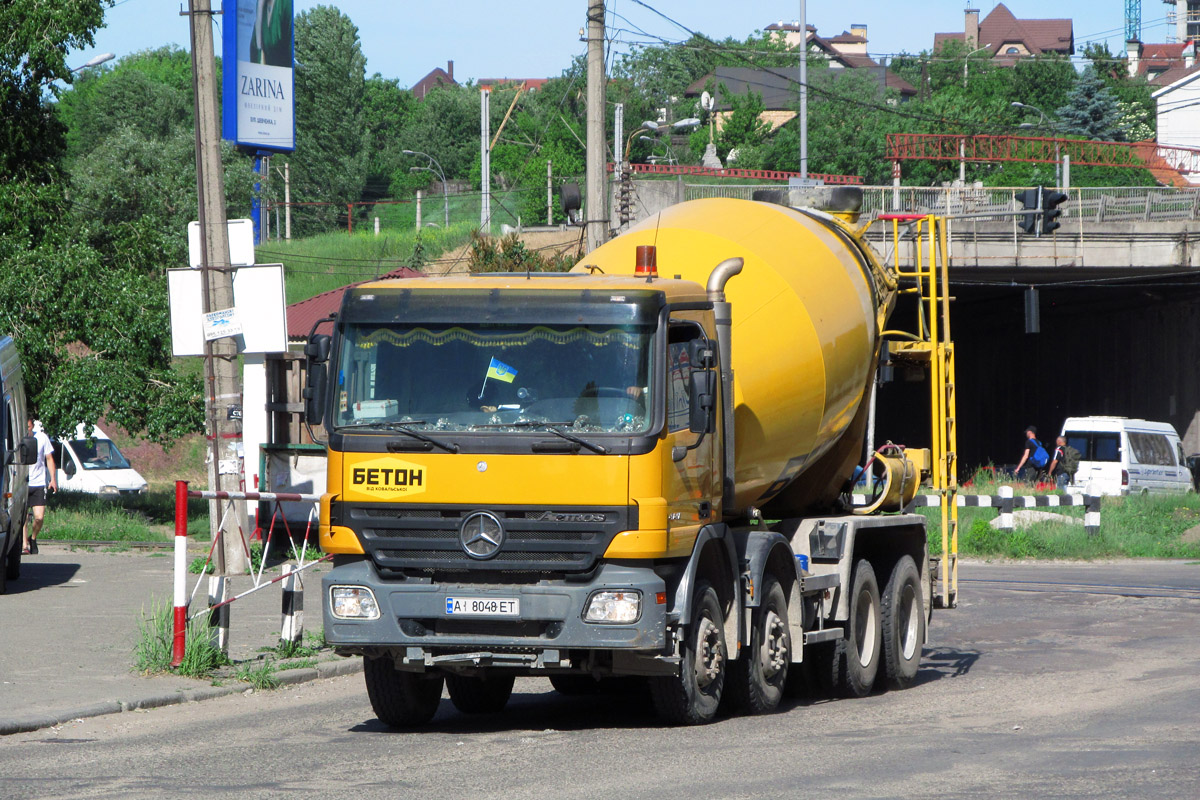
[881, 555, 925, 689]
[363, 655, 444, 727]
[4, 543, 19, 581]
[831, 559, 882, 698]
[728, 575, 789, 714]
[446, 672, 515, 714]
[650, 580, 726, 725]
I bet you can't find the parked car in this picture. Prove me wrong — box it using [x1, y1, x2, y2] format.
[53, 423, 148, 495]
[1061, 416, 1192, 496]
[0, 335, 38, 593]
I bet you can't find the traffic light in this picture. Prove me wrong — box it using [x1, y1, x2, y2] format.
[1042, 190, 1068, 234]
[1015, 187, 1040, 234]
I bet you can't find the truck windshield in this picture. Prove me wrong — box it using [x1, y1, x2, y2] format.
[333, 322, 655, 435]
[70, 439, 132, 470]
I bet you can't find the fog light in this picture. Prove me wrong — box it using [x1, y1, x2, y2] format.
[100, 485, 119, 495]
[330, 586, 380, 619]
[584, 590, 641, 623]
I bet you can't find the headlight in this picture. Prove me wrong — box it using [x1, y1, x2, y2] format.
[330, 586, 380, 619]
[584, 590, 641, 624]
[99, 485, 119, 495]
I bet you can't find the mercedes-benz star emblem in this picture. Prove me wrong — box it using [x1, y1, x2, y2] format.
[459, 511, 505, 559]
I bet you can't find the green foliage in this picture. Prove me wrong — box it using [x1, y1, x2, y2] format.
[362, 73, 416, 198]
[292, 6, 369, 234]
[236, 659, 281, 690]
[1057, 67, 1124, 141]
[468, 232, 576, 273]
[922, 491, 1200, 559]
[55, 47, 195, 160]
[393, 85, 479, 196]
[132, 599, 231, 678]
[717, 88, 769, 163]
[133, 600, 174, 674]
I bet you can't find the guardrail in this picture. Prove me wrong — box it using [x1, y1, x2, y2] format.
[851, 486, 1102, 536]
[681, 184, 1200, 223]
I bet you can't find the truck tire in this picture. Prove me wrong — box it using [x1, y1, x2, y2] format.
[446, 672, 515, 714]
[4, 543, 19, 582]
[881, 555, 924, 689]
[728, 575, 789, 714]
[363, 656, 444, 728]
[649, 580, 727, 725]
[830, 559, 882, 698]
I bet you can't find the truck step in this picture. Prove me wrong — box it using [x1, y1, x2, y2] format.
[799, 573, 840, 594]
[803, 628, 843, 645]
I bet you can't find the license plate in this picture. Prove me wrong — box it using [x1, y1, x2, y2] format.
[445, 597, 520, 616]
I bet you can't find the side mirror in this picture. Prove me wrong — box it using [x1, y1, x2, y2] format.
[305, 334, 331, 364]
[688, 370, 715, 435]
[17, 435, 38, 466]
[304, 334, 332, 426]
[688, 338, 715, 369]
[63, 456, 77, 477]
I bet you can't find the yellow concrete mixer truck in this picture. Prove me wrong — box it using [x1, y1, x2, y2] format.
[303, 193, 951, 726]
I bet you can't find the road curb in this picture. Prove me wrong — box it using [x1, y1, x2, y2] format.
[0, 656, 363, 736]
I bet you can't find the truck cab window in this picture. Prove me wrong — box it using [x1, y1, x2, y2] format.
[667, 321, 704, 432]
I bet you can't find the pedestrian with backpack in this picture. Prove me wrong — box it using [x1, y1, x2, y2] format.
[1014, 425, 1050, 483]
[1048, 435, 1081, 490]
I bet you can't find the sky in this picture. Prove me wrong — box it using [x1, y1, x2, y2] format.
[73, 1, 1160, 86]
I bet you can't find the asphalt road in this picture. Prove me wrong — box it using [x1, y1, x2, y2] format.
[1, 561, 1198, 799]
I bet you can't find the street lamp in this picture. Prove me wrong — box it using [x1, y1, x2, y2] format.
[1011, 102, 1061, 187]
[402, 149, 448, 228]
[76, 52, 115, 71]
[963, 44, 992, 87]
[624, 120, 659, 161]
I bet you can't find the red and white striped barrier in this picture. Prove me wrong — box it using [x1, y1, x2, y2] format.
[171, 481, 328, 665]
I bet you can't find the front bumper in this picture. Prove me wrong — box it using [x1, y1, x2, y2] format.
[323, 557, 669, 669]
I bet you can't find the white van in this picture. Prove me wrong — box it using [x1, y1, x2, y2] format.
[1061, 416, 1192, 496]
[53, 424, 148, 495]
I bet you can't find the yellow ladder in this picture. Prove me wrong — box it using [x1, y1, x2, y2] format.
[877, 214, 958, 608]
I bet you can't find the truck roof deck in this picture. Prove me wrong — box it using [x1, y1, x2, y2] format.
[353, 273, 709, 304]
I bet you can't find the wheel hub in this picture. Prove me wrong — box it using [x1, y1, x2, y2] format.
[760, 610, 788, 679]
[694, 617, 724, 689]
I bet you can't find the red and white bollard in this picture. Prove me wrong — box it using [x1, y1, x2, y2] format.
[171, 480, 189, 667]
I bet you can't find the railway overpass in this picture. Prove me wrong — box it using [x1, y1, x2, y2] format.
[621, 181, 1200, 471]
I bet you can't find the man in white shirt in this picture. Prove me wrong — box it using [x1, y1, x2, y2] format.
[23, 419, 56, 555]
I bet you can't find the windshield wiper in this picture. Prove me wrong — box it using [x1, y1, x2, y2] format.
[469, 419, 609, 453]
[540, 425, 609, 455]
[337, 421, 459, 454]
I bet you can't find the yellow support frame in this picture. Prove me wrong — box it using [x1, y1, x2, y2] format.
[870, 214, 958, 608]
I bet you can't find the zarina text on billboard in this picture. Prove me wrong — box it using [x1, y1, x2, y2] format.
[222, 0, 295, 152]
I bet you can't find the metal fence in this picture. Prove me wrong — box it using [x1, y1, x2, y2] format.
[683, 184, 1200, 223]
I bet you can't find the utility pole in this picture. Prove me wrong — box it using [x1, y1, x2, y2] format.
[585, 0, 607, 252]
[187, 0, 248, 644]
[799, 0, 808, 178]
[283, 162, 292, 240]
[480, 88, 491, 233]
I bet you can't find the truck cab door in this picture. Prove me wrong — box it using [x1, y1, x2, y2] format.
[662, 318, 715, 554]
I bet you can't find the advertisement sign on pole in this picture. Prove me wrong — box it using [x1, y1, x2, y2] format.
[221, 0, 295, 153]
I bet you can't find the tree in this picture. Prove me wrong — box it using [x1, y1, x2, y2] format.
[55, 47, 195, 160]
[361, 73, 416, 200]
[1057, 67, 1124, 141]
[717, 88, 769, 163]
[291, 5, 369, 233]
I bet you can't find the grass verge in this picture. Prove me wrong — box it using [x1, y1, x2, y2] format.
[920, 489, 1200, 559]
[41, 489, 208, 542]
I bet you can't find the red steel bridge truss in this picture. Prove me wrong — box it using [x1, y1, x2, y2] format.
[886, 133, 1200, 187]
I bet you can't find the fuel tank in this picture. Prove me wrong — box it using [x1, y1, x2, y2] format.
[578, 197, 896, 516]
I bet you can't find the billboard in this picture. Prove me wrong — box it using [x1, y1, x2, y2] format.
[222, 0, 295, 152]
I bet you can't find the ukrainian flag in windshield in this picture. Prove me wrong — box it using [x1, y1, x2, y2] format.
[486, 357, 517, 383]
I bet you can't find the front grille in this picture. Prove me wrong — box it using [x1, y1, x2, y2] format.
[338, 503, 634, 574]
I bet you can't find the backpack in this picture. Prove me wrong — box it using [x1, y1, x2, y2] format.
[1030, 439, 1049, 469]
[1061, 445, 1081, 476]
